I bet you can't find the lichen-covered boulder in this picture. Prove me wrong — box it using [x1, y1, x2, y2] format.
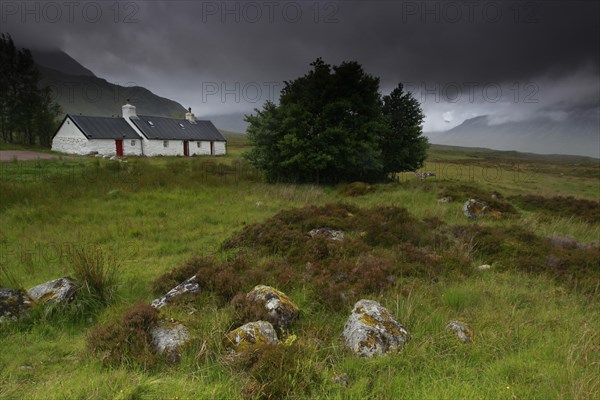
[150, 275, 200, 309]
[462, 199, 489, 219]
[342, 299, 410, 357]
[446, 321, 473, 343]
[246, 285, 299, 329]
[0, 288, 34, 323]
[224, 321, 278, 351]
[27, 277, 78, 304]
[307, 227, 344, 241]
[150, 320, 190, 363]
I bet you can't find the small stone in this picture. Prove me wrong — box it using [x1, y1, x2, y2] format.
[150, 320, 190, 364]
[28, 277, 79, 305]
[462, 199, 489, 219]
[477, 264, 492, 270]
[246, 285, 300, 329]
[0, 288, 34, 323]
[342, 299, 410, 357]
[446, 321, 473, 343]
[332, 372, 349, 387]
[224, 321, 278, 351]
[415, 172, 436, 180]
[437, 196, 453, 203]
[150, 275, 200, 309]
[307, 227, 344, 241]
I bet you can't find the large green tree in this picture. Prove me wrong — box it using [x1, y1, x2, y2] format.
[0, 33, 62, 146]
[245, 59, 428, 183]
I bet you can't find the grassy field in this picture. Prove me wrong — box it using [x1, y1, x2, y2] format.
[0, 137, 599, 399]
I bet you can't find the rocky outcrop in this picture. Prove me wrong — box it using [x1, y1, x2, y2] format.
[246, 285, 299, 329]
[151, 275, 200, 309]
[27, 277, 78, 304]
[307, 227, 344, 241]
[224, 321, 278, 351]
[0, 288, 34, 323]
[342, 299, 410, 357]
[462, 199, 489, 219]
[150, 320, 190, 363]
[446, 321, 473, 343]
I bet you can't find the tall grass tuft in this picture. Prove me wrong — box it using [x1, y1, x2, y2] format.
[0, 265, 23, 289]
[67, 245, 120, 305]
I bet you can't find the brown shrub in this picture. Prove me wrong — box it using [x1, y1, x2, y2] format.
[337, 182, 375, 197]
[87, 303, 159, 368]
[152, 256, 214, 296]
[451, 224, 600, 294]
[230, 344, 322, 400]
[510, 195, 600, 224]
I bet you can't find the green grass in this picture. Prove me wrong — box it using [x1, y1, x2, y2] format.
[0, 141, 599, 399]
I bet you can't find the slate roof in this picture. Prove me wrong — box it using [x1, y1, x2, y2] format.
[130, 115, 226, 141]
[67, 115, 141, 140]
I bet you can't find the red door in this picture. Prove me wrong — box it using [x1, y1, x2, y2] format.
[210, 141, 214, 156]
[183, 141, 189, 156]
[115, 139, 123, 156]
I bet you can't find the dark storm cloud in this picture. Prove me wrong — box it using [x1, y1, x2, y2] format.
[2, 0, 599, 128]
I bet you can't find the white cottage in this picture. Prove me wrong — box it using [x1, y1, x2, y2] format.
[52, 103, 227, 157]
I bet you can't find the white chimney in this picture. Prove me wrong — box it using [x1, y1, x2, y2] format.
[122, 100, 137, 119]
[185, 107, 196, 123]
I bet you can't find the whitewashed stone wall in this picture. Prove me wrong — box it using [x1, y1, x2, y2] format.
[189, 141, 211, 156]
[143, 139, 185, 156]
[214, 141, 226, 156]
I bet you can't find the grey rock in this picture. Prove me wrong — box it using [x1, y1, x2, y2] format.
[415, 171, 436, 180]
[307, 227, 344, 241]
[150, 275, 200, 309]
[446, 321, 473, 343]
[342, 299, 410, 357]
[477, 264, 492, 270]
[462, 199, 489, 219]
[332, 372, 349, 387]
[150, 320, 190, 364]
[437, 196, 453, 203]
[224, 321, 278, 351]
[28, 277, 78, 304]
[246, 285, 300, 329]
[0, 288, 34, 323]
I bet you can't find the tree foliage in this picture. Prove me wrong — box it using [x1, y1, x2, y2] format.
[0, 33, 61, 146]
[245, 58, 429, 183]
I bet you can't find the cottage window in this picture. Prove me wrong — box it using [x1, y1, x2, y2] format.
[197, 142, 201, 148]
[131, 140, 136, 146]
[163, 141, 169, 148]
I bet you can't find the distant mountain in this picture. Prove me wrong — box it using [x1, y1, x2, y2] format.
[31, 48, 96, 77]
[429, 110, 600, 158]
[33, 50, 187, 118]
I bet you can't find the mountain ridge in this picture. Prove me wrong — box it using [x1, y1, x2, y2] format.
[428, 111, 600, 158]
[33, 50, 187, 118]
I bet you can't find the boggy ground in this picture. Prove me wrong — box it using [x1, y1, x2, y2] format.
[0, 141, 599, 399]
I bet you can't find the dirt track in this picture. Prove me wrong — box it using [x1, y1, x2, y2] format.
[0, 151, 70, 162]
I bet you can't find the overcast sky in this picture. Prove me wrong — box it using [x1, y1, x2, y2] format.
[3, 0, 599, 132]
